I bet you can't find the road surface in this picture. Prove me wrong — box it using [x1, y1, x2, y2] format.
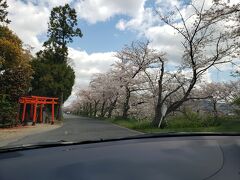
[7, 114, 142, 146]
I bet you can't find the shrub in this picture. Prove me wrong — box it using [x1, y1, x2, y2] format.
[0, 94, 18, 128]
[201, 116, 221, 127]
[166, 111, 221, 129]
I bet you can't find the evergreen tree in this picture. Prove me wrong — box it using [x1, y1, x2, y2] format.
[39, 3, 82, 64]
[0, 1, 32, 126]
[31, 4, 83, 120]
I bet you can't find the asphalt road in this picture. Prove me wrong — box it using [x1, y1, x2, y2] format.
[8, 114, 142, 146]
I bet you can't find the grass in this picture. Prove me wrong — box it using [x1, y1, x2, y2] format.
[105, 116, 240, 133]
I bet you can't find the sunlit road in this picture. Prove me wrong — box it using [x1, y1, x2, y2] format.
[8, 114, 142, 146]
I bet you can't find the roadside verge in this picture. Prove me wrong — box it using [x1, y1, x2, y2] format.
[0, 123, 62, 147]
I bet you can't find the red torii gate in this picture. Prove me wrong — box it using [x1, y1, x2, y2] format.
[19, 96, 58, 125]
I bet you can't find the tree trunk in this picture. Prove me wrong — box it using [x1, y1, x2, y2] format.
[89, 103, 93, 117]
[83, 104, 88, 115]
[152, 59, 165, 128]
[93, 100, 99, 117]
[153, 102, 167, 128]
[107, 110, 113, 118]
[100, 101, 106, 117]
[107, 97, 118, 118]
[57, 92, 63, 121]
[154, 73, 198, 127]
[122, 86, 131, 119]
[153, 104, 163, 127]
[213, 101, 218, 120]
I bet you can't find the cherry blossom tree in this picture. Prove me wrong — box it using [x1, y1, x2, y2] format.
[152, 0, 239, 127]
[114, 41, 162, 119]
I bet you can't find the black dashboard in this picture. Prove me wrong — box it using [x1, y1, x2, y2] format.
[0, 135, 239, 180]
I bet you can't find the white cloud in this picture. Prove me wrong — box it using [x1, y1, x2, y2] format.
[116, 7, 159, 32]
[116, 19, 126, 31]
[156, 0, 181, 12]
[200, 70, 212, 84]
[8, 0, 50, 51]
[7, 0, 74, 52]
[7, 0, 148, 51]
[20, 0, 74, 8]
[75, 0, 146, 23]
[146, 25, 184, 64]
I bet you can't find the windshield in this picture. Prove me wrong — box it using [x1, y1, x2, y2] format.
[0, 0, 240, 148]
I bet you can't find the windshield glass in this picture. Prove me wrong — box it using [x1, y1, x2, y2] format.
[0, 0, 240, 148]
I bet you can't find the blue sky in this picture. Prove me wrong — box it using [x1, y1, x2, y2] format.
[69, 0, 190, 53]
[37, 14, 140, 53]
[71, 17, 139, 53]
[6, 0, 239, 104]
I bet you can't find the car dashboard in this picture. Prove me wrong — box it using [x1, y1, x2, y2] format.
[0, 135, 239, 180]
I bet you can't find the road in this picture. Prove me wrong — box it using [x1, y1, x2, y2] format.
[8, 114, 142, 146]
